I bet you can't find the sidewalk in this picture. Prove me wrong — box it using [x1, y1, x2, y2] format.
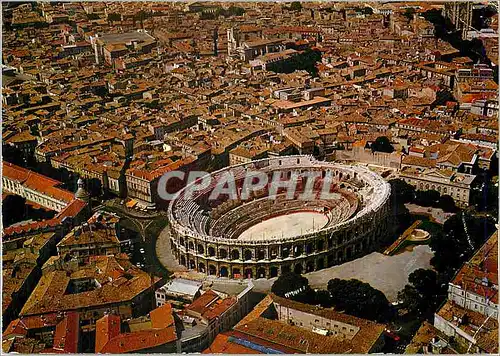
[155, 224, 187, 273]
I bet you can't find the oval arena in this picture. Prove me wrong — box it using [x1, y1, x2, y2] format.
[167, 156, 392, 279]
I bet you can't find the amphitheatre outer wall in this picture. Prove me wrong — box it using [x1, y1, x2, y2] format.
[167, 155, 392, 279]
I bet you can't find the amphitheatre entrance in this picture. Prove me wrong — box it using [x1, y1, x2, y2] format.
[238, 211, 329, 241]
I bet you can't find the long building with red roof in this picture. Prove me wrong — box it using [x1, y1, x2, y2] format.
[2, 161, 88, 237]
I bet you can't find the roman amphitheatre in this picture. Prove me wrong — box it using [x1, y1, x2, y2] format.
[167, 155, 392, 279]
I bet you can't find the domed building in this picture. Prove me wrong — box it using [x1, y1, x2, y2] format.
[75, 178, 90, 203]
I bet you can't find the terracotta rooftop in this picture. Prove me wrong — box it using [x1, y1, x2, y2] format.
[451, 231, 498, 303]
[2, 161, 74, 203]
[96, 303, 177, 353]
[52, 312, 79, 353]
[437, 301, 498, 354]
[20, 256, 158, 316]
[234, 294, 386, 354]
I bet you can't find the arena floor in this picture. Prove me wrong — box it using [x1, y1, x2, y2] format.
[238, 211, 329, 241]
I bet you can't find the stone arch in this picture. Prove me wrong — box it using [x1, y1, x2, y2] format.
[327, 254, 334, 267]
[197, 244, 204, 255]
[208, 265, 217, 275]
[220, 266, 228, 277]
[189, 259, 195, 269]
[294, 263, 303, 274]
[231, 249, 240, 260]
[188, 241, 194, 251]
[244, 249, 252, 261]
[346, 246, 352, 259]
[294, 245, 303, 257]
[219, 248, 228, 259]
[281, 245, 290, 258]
[208, 246, 216, 257]
[244, 268, 253, 278]
[270, 266, 279, 278]
[198, 262, 205, 273]
[306, 261, 315, 273]
[232, 267, 241, 278]
[257, 249, 266, 260]
[306, 242, 313, 254]
[257, 267, 266, 278]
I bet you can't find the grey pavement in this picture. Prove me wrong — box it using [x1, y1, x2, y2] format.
[251, 245, 434, 302]
[155, 225, 187, 273]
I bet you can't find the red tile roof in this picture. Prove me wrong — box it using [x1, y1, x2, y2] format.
[2, 162, 73, 203]
[96, 303, 177, 353]
[53, 312, 79, 353]
[203, 332, 262, 354]
[451, 231, 498, 303]
[185, 290, 219, 316]
[95, 314, 121, 353]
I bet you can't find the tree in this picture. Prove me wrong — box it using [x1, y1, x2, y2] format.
[403, 8, 416, 21]
[438, 194, 457, 212]
[408, 269, 439, 299]
[314, 290, 333, 308]
[226, 6, 245, 16]
[414, 189, 440, 207]
[290, 2, 303, 12]
[389, 179, 416, 205]
[86, 13, 100, 20]
[430, 212, 496, 273]
[397, 285, 421, 315]
[397, 269, 444, 318]
[107, 13, 121, 22]
[327, 278, 392, 322]
[371, 136, 394, 153]
[271, 272, 316, 304]
[267, 48, 322, 77]
[2, 195, 26, 226]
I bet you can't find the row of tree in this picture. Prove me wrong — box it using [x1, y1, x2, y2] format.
[389, 178, 457, 212]
[271, 272, 392, 322]
[267, 48, 322, 77]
